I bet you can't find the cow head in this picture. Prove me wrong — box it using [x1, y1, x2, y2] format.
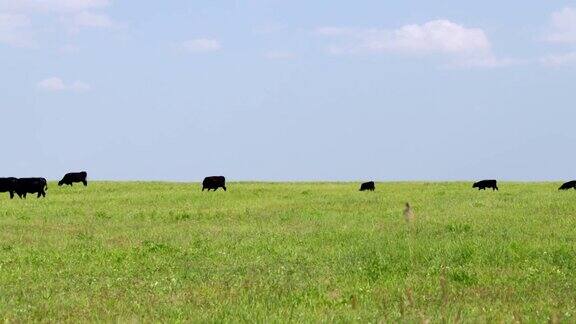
[58, 180, 64, 186]
[472, 182, 478, 188]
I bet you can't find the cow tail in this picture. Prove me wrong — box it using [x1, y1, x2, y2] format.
[45, 182, 48, 191]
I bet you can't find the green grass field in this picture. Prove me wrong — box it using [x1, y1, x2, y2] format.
[0, 182, 575, 322]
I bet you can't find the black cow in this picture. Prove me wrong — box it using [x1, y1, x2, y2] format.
[0, 177, 17, 199]
[359, 181, 375, 191]
[15, 178, 47, 198]
[472, 179, 498, 191]
[59, 171, 88, 187]
[202, 176, 226, 191]
[559, 180, 576, 190]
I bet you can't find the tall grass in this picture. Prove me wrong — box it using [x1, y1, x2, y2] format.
[0, 181, 574, 321]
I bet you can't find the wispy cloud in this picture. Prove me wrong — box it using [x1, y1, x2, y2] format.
[0, 0, 118, 48]
[537, 7, 576, 67]
[316, 19, 516, 68]
[0, 0, 110, 13]
[37, 77, 91, 92]
[71, 11, 114, 28]
[540, 52, 576, 67]
[179, 38, 221, 53]
[545, 7, 576, 43]
[0, 13, 35, 47]
[62, 10, 117, 33]
[316, 20, 491, 55]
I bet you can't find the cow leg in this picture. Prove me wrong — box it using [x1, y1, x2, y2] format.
[9, 191, 14, 199]
[70, 182, 73, 186]
[202, 187, 205, 191]
[83, 180, 87, 186]
[37, 191, 42, 198]
[223, 186, 227, 191]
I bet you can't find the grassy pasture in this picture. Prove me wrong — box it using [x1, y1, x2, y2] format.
[0, 181, 575, 322]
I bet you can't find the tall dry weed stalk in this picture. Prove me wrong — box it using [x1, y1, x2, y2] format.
[404, 203, 415, 224]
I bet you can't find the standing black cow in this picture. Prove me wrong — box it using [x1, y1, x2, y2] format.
[202, 176, 226, 191]
[559, 180, 576, 190]
[472, 179, 498, 191]
[0, 177, 18, 199]
[359, 181, 375, 191]
[15, 178, 48, 198]
[58, 171, 88, 187]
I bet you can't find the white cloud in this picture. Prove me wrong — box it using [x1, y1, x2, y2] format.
[540, 52, 576, 67]
[180, 38, 221, 53]
[0, 13, 35, 47]
[0, 0, 117, 48]
[264, 50, 296, 60]
[38, 77, 67, 91]
[546, 7, 576, 43]
[61, 10, 116, 32]
[37, 77, 91, 92]
[317, 20, 491, 55]
[315, 20, 516, 68]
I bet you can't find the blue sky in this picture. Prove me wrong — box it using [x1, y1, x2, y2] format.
[1, 0, 576, 181]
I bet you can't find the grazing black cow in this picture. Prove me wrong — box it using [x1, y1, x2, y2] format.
[559, 180, 576, 190]
[59, 171, 88, 187]
[0, 177, 17, 199]
[202, 176, 226, 191]
[15, 178, 47, 198]
[472, 179, 498, 191]
[359, 181, 375, 191]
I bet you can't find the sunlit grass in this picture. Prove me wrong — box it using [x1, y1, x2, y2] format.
[0, 181, 574, 321]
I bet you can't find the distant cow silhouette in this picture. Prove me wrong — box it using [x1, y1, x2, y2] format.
[473, 179, 498, 191]
[359, 181, 375, 191]
[202, 176, 226, 191]
[16, 178, 47, 198]
[59, 171, 88, 186]
[0, 177, 17, 199]
[559, 180, 576, 190]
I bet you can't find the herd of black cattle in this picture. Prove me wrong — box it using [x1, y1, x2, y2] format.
[0, 172, 87, 199]
[358, 179, 576, 191]
[359, 179, 576, 191]
[0, 173, 576, 199]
